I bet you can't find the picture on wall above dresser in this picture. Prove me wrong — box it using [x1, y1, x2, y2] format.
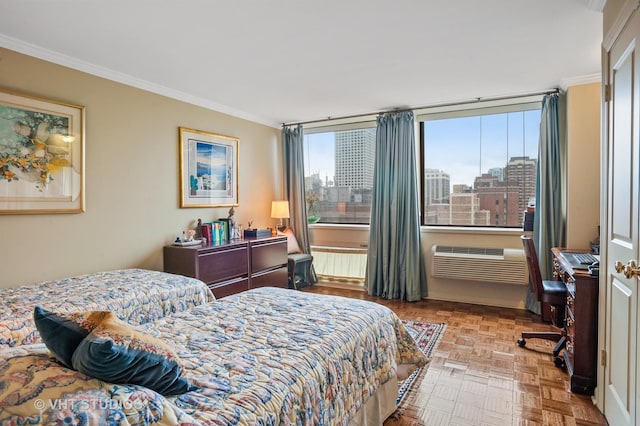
[178, 126, 238, 208]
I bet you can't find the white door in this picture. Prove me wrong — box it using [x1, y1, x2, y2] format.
[604, 8, 640, 426]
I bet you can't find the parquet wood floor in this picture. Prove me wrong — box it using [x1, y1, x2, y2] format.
[303, 285, 608, 426]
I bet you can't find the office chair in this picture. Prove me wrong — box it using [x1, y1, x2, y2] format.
[517, 235, 568, 368]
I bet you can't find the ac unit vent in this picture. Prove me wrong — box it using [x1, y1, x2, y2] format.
[435, 246, 504, 258]
[431, 245, 527, 285]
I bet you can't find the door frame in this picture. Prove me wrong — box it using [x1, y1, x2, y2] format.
[598, 0, 640, 414]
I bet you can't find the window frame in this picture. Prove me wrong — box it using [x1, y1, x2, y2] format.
[416, 96, 543, 228]
[303, 120, 377, 225]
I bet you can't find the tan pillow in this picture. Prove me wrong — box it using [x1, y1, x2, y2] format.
[278, 227, 302, 254]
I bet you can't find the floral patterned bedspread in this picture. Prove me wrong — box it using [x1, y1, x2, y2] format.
[0, 269, 214, 348]
[0, 287, 428, 425]
[0, 345, 198, 425]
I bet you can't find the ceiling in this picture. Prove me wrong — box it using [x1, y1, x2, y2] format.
[0, 1, 604, 128]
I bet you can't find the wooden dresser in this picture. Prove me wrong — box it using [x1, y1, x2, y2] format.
[163, 236, 288, 298]
[551, 248, 599, 395]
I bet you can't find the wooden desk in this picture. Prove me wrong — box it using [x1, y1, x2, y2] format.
[551, 248, 599, 395]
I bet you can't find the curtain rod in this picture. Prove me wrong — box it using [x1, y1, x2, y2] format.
[282, 88, 560, 127]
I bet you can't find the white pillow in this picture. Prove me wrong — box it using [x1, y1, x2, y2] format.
[278, 227, 301, 254]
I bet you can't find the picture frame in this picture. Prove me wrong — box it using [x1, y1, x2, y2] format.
[179, 127, 239, 208]
[0, 88, 85, 214]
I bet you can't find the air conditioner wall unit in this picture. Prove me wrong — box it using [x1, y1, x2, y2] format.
[430, 245, 528, 285]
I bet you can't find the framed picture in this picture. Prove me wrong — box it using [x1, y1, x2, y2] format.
[0, 88, 85, 214]
[179, 127, 239, 208]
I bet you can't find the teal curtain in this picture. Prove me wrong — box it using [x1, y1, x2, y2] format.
[526, 93, 566, 313]
[366, 111, 426, 301]
[283, 125, 316, 282]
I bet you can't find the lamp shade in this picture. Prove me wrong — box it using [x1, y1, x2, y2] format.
[271, 200, 290, 219]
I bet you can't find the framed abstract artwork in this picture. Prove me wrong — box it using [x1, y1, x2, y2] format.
[0, 88, 85, 214]
[179, 127, 239, 208]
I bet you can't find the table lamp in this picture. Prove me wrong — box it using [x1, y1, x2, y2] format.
[271, 200, 290, 231]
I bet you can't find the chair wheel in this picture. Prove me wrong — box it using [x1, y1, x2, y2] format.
[517, 338, 526, 347]
[554, 356, 566, 369]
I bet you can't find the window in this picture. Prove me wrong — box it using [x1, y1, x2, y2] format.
[303, 125, 376, 224]
[420, 100, 541, 227]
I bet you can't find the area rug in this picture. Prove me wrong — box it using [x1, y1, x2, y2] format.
[396, 320, 447, 406]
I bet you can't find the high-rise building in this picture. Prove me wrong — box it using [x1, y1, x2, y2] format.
[473, 173, 520, 226]
[488, 167, 504, 181]
[504, 156, 537, 223]
[425, 169, 451, 205]
[334, 128, 375, 190]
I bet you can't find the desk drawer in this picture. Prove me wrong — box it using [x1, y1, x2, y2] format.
[566, 305, 575, 350]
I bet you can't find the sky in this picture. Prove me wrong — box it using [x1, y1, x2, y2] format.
[304, 133, 337, 183]
[304, 109, 541, 188]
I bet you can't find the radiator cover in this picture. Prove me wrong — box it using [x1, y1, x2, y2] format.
[430, 245, 527, 285]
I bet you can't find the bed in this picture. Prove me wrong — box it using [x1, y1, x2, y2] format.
[0, 285, 427, 425]
[0, 268, 214, 347]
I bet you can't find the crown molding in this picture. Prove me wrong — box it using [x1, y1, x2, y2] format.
[0, 35, 281, 128]
[603, 0, 640, 51]
[559, 73, 602, 89]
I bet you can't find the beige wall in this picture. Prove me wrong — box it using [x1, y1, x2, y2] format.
[566, 83, 601, 249]
[0, 48, 283, 288]
[0, 46, 602, 300]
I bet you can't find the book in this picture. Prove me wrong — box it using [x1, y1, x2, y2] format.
[201, 224, 212, 244]
[218, 218, 231, 241]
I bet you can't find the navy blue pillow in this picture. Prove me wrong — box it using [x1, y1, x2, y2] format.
[33, 306, 108, 368]
[71, 312, 194, 396]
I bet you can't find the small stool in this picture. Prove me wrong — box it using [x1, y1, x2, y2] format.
[287, 253, 313, 290]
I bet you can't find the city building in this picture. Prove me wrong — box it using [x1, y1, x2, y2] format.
[504, 156, 537, 223]
[334, 128, 375, 190]
[424, 156, 536, 227]
[425, 168, 451, 205]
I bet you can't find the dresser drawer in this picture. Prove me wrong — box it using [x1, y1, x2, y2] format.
[208, 277, 249, 298]
[251, 239, 287, 274]
[251, 267, 288, 289]
[198, 246, 248, 284]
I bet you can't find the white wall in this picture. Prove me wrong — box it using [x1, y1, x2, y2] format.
[0, 48, 283, 288]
